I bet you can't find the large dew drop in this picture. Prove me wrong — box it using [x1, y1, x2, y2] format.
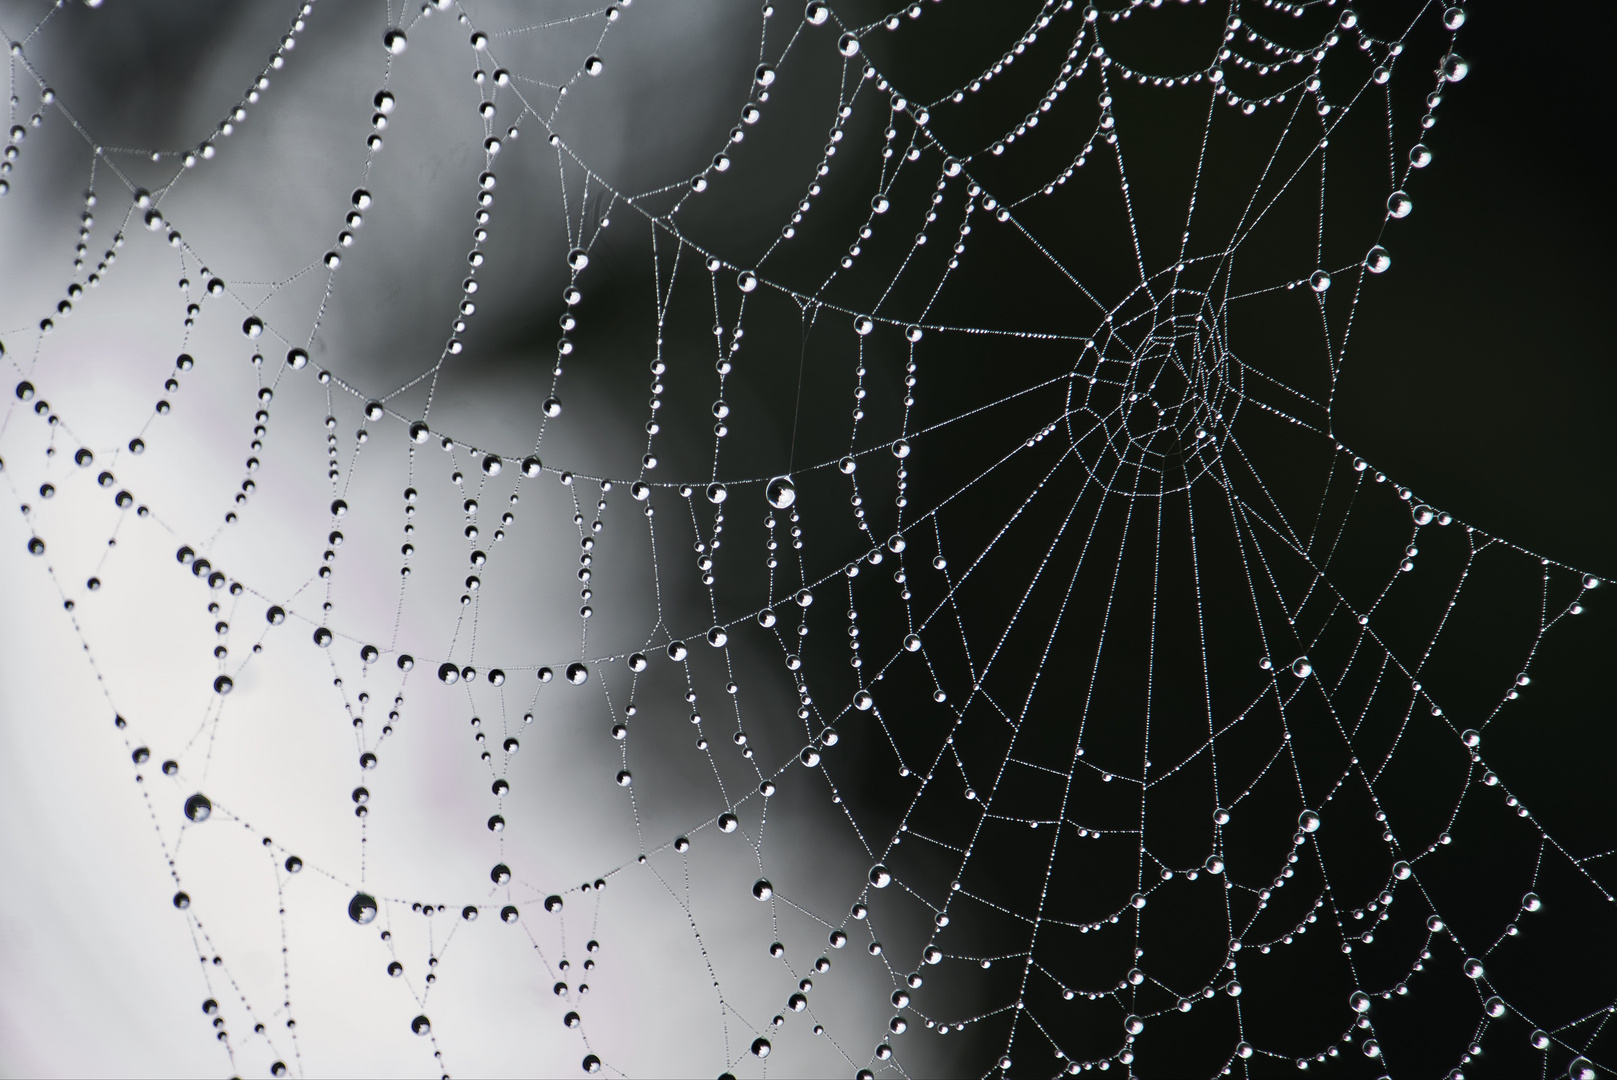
[765, 476, 796, 509]
[348, 892, 378, 925]
[184, 794, 212, 822]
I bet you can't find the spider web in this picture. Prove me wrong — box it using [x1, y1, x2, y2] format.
[0, 0, 1613, 1078]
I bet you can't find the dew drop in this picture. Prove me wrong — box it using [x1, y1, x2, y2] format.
[765, 476, 796, 508]
[349, 892, 378, 924]
[184, 794, 212, 822]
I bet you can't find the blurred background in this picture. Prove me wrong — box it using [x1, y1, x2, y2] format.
[0, 1, 1611, 1078]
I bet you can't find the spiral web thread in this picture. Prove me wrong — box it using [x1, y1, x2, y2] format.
[1, 0, 1612, 1078]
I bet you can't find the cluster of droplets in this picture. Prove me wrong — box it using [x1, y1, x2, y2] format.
[7, 0, 1617, 1077]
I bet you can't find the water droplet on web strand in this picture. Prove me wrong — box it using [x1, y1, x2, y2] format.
[1298, 809, 1321, 833]
[411, 1015, 431, 1036]
[242, 316, 263, 338]
[837, 32, 860, 56]
[752, 879, 773, 900]
[1523, 891, 1542, 912]
[583, 1055, 602, 1074]
[854, 315, 874, 335]
[566, 663, 589, 685]
[213, 675, 233, 695]
[348, 892, 378, 924]
[1410, 143, 1432, 169]
[706, 482, 727, 504]
[736, 270, 758, 293]
[805, 1, 828, 24]
[1387, 190, 1413, 218]
[891, 439, 910, 459]
[438, 663, 459, 684]
[718, 812, 739, 833]
[751, 1037, 772, 1058]
[313, 628, 332, 648]
[567, 248, 589, 271]
[1442, 53, 1468, 82]
[854, 691, 874, 710]
[1310, 270, 1331, 292]
[544, 895, 564, 913]
[1292, 657, 1312, 678]
[543, 398, 562, 418]
[707, 626, 728, 647]
[870, 864, 891, 888]
[184, 794, 212, 822]
[173, 891, 191, 909]
[1463, 957, 1484, 979]
[765, 476, 796, 508]
[584, 55, 604, 76]
[383, 28, 407, 53]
